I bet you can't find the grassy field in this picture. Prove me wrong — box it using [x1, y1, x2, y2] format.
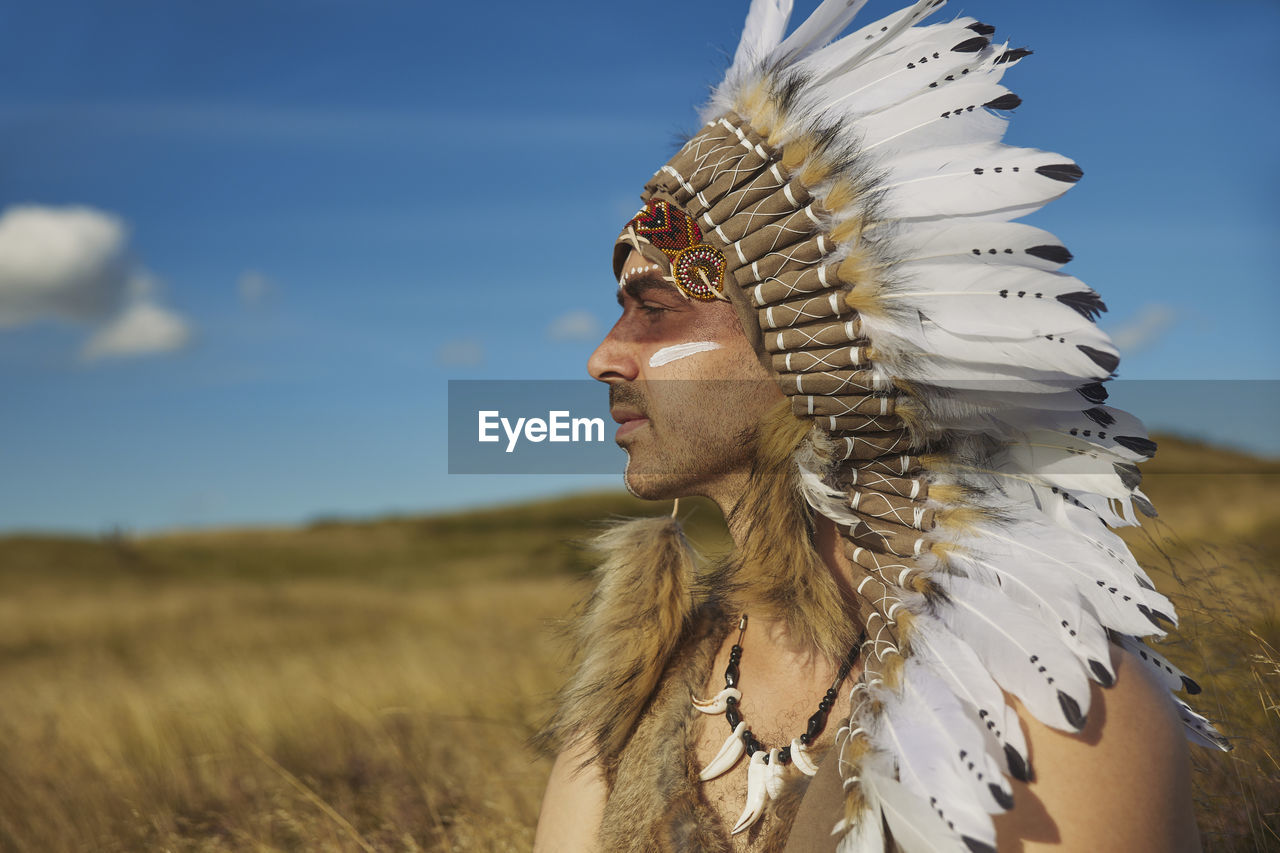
[0, 435, 1276, 851]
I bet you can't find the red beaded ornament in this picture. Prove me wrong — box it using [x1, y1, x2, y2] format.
[626, 198, 702, 258]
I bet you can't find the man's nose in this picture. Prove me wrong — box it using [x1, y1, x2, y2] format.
[587, 320, 640, 383]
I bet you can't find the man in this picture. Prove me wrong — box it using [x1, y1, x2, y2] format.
[535, 1, 1224, 849]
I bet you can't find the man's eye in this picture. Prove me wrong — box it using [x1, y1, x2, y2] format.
[639, 303, 668, 316]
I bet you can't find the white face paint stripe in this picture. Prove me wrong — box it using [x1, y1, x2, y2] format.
[648, 341, 722, 368]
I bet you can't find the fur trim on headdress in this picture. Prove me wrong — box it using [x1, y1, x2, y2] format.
[538, 516, 696, 770]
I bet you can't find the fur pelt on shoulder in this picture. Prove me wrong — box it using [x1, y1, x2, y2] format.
[537, 515, 697, 770]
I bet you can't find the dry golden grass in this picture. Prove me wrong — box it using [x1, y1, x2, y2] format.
[0, 574, 580, 852]
[1116, 437, 1280, 851]
[0, 435, 1274, 851]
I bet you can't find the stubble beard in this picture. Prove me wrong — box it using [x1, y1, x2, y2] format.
[613, 381, 756, 502]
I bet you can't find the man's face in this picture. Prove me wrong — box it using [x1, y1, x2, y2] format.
[588, 248, 784, 501]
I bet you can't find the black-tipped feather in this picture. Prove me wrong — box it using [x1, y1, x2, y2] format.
[1114, 435, 1157, 457]
[996, 47, 1033, 65]
[1056, 290, 1107, 321]
[1057, 690, 1087, 730]
[1025, 243, 1072, 264]
[1078, 345, 1119, 374]
[953, 36, 990, 53]
[1138, 604, 1175, 629]
[1089, 658, 1116, 687]
[1003, 743, 1032, 782]
[989, 783, 1014, 810]
[984, 93, 1022, 111]
[1083, 407, 1115, 427]
[1077, 382, 1109, 404]
[1036, 163, 1083, 183]
[1113, 462, 1142, 490]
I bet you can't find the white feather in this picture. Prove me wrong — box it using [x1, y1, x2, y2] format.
[891, 220, 1073, 270]
[881, 262, 1110, 343]
[863, 317, 1116, 384]
[1114, 633, 1200, 695]
[728, 0, 794, 80]
[863, 766, 970, 853]
[1004, 436, 1141, 501]
[910, 620, 1032, 778]
[975, 516, 1173, 639]
[900, 658, 1014, 812]
[905, 384, 1113, 416]
[997, 406, 1156, 461]
[1171, 696, 1231, 751]
[879, 142, 1081, 223]
[772, 0, 872, 64]
[937, 575, 1094, 732]
[804, 21, 1000, 112]
[855, 79, 1013, 157]
[877, 684, 996, 843]
[800, 15, 963, 82]
[1024, 489, 1158, 578]
[818, 0, 950, 80]
[949, 545, 1117, 686]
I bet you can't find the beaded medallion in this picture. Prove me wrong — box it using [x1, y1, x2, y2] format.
[672, 243, 728, 300]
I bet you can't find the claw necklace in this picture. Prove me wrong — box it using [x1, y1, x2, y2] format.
[693, 614, 861, 835]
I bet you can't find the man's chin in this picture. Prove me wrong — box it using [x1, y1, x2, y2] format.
[622, 454, 691, 502]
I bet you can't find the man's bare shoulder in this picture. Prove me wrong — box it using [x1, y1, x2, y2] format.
[533, 739, 607, 853]
[993, 644, 1200, 852]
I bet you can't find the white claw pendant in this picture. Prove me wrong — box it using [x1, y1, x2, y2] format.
[764, 748, 787, 800]
[790, 737, 820, 777]
[692, 686, 742, 714]
[731, 751, 770, 835]
[699, 721, 747, 781]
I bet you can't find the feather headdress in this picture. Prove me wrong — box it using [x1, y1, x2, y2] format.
[604, 0, 1230, 849]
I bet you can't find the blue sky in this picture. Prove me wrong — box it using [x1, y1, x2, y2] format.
[2, 0, 1277, 534]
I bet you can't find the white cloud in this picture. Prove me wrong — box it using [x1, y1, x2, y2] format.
[1109, 303, 1176, 354]
[237, 269, 272, 306]
[436, 339, 485, 367]
[547, 309, 599, 343]
[0, 205, 132, 326]
[81, 301, 193, 361]
[0, 204, 195, 362]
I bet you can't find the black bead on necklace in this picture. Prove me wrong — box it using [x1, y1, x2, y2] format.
[718, 614, 861, 767]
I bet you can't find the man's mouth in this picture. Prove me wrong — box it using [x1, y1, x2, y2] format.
[610, 407, 649, 440]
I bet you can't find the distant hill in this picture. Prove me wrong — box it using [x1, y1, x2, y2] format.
[1, 432, 1275, 589]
